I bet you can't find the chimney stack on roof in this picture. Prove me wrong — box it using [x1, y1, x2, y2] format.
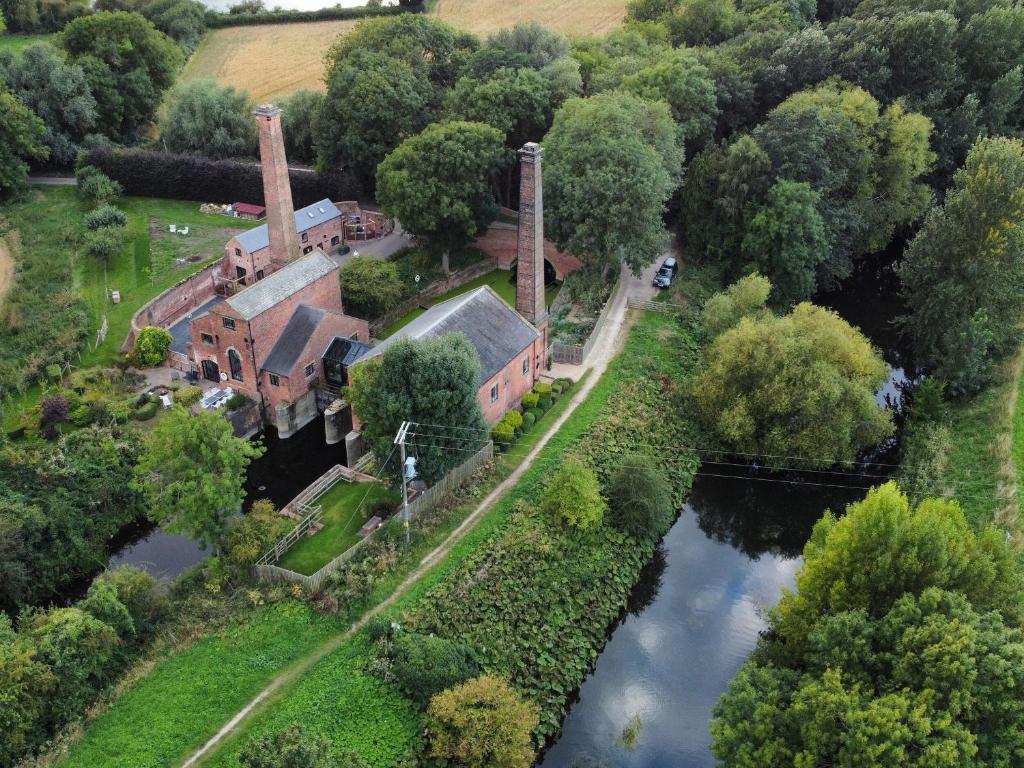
[254, 104, 301, 266]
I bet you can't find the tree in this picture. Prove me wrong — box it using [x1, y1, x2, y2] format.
[711, 484, 1024, 768]
[444, 67, 552, 149]
[0, 86, 48, 199]
[0, 44, 97, 167]
[388, 631, 482, 705]
[669, 0, 740, 47]
[350, 334, 488, 484]
[133, 326, 173, 367]
[82, 224, 126, 261]
[692, 301, 893, 467]
[740, 179, 829, 305]
[139, 0, 207, 53]
[426, 675, 540, 768]
[338, 256, 404, 318]
[85, 204, 129, 230]
[701, 273, 772, 337]
[607, 457, 674, 544]
[60, 11, 184, 141]
[376, 121, 506, 273]
[544, 92, 682, 274]
[160, 79, 255, 159]
[278, 88, 324, 166]
[543, 457, 607, 530]
[900, 136, 1024, 394]
[133, 408, 264, 551]
[0, 0, 85, 32]
[239, 723, 366, 768]
[76, 164, 123, 205]
[225, 499, 292, 568]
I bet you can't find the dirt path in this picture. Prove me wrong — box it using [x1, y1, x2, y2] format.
[0, 234, 16, 308]
[181, 261, 658, 767]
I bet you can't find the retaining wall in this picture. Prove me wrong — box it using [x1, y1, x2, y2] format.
[123, 259, 223, 351]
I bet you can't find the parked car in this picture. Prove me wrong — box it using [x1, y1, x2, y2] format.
[661, 256, 678, 275]
[653, 267, 674, 288]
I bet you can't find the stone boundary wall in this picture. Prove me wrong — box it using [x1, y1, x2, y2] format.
[122, 259, 223, 352]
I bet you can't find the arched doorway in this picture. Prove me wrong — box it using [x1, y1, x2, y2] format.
[201, 359, 219, 382]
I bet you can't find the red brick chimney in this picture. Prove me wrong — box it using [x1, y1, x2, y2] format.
[516, 142, 547, 329]
[254, 104, 301, 265]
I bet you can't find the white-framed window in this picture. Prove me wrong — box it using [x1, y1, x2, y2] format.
[522, 356, 529, 375]
[490, 383, 499, 403]
[269, 374, 280, 387]
[222, 317, 235, 330]
[304, 363, 315, 378]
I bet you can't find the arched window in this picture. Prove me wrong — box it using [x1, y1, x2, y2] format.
[228, 348, 243, 382]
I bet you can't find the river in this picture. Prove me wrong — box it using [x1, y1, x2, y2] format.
[539, 253, 915, 768]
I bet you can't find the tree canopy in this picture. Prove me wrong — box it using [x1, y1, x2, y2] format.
[160, 79, 255, 159]
[0, 86, 48, 199]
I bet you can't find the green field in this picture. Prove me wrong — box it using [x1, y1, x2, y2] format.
[0, 32, 54, 53]
[279, 481, 401, 575]
[378, 269, 561, 339]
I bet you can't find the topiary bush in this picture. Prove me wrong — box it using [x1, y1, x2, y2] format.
[534, 382, 552, 396]
[521, 391, 539, 409]
[133, 327, 174, 367]
[525, 407, 541, 422]
[503, 410, 523, 431]
[175, 385, 202, 407]
[607, 457, 674, 545]
[131, 401, 160, 421]
[538, 395, 552, 411]
[521, 411, 536, 431]
[491, 421, 515, 449]
[390, 631, 482, 706]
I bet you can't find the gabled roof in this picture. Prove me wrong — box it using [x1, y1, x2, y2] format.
[358, 286, 540, 384]
[324, 336, 372, 367]
[261, 305, 326, 376]
[234, 199, 341, 253]
[224, 251, 336, 321]
[233, 202, 266, 216]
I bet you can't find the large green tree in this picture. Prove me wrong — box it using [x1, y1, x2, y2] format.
[376, 120, 506, 273]
[278, 88, 323, 166]
[350, 334, 488, 484]
[544, 91, 683, 274]
[900, 136, 1024, 395]
[0, 86, 48, 199]
[59, 11, 183, 141]
[692, 298, 893, 466]
[160, 79, 255, 159]
[711, 483, 1024, 767]
[444, 67, 552, 150]
[0, 44, 97, 167]
[133, 408, 264, 551]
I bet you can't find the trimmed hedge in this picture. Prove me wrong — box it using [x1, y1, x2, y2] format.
[82, 147, 361, 208]
[204, 3, 414, 28]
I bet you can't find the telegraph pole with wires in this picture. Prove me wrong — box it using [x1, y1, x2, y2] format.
[394, 420, 416, 546]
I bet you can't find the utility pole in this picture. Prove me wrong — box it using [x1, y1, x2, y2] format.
[394, 420, 411, 545]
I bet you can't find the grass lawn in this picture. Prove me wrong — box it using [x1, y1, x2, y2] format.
[179, 20, 356, 103]
[432, 0, 627, 35]
[378, 269, 561, 339]
[279, 481, 401, 576]
[0, 32, 54, 53]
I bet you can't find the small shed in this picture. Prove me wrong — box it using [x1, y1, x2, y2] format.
[232, 202, 267, 221]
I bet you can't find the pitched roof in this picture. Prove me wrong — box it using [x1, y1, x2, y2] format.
[233, 202, 266, 216]
[324, 336, 373, 366]
[224, 251, 336, 320]
[261, 305, 326, 375]
[358, 286, 540, 383]
[235, 199, 341, 253]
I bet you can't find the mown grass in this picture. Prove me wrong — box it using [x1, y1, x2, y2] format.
[57, 602, 342, 768]
[279, 481, 401, 576]
[178, 20, 357, 103]
[432, 0, 627, 35]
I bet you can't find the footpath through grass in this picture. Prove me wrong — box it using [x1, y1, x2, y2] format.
[198, 311, 698, 765]
[279, 482, 400, 576]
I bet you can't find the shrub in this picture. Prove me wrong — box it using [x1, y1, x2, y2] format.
[175, 385, 202, 407]
[226, 499, 292, 568]
[607, 458, 674, 545]
[85, 205, 129, 230]
[82, 225, 126, 261]
[370, 498, 395, 518]
[426, 675, 539, 768]
[390, 632, 481, 705]
[41, 394, 70, 425]
[76, 165, 122, 205]
[108, 400, 131, 423]
[130, 401, 159, 421]
[238, 723, 362, 768]
[538, 395, 552, 411]
[45, 364, 63, 383]
[521, 411, 536, 431]
[543, 457, 606, 530]
[550, 391, 560, 404]
[503, 410, 523, 431]
[534, 382, 553, 395]
[525, 407, 541, 422]
[225, 393, 249, 410]
[338, 256, 406, 318]
[491, 421, 515, 449]
[521, 391, 539, 409]
[133, 327, 174, 368]
[550, 380, 564, 394]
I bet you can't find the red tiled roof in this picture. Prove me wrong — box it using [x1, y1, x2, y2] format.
[233, 203, 266, 215]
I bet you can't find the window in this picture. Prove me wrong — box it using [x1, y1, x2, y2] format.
[236, 266, 247, 279]
[303, 245, 313, 255]
[228, 348, 243, 381]
[301, 232, 308, 243]
[331, 235, 340, 245]
[255, 270, 264, 280]
[234, 248, 241, 256]
[304, 363, 315, 378]
[490, 383, 499, 403]
[222, 317, 235, 330]
[522, 356, 529, 375]
[269, 374, 280, 387]
[201, 332, 213, 345]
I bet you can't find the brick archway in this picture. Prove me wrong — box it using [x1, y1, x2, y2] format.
[473, 225, 583, 281]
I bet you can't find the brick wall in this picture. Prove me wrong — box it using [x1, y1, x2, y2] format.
[477, 337, 542, 424]
[223, 217, 342, 285]
[472, 225, 583, 281]
[123, 260, 221, 351]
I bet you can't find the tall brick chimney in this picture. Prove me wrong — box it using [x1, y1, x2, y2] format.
[516, 142, 547, 329]
[254, 104, 301, 265]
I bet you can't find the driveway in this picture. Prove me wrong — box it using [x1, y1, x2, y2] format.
[330, 221, 413, 268]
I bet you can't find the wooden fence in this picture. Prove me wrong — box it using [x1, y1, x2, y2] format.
[254, 505, 324, 567]
[254, 441, 495, 591]
[550, 277, 624, 366]
[626, 297, 684, 314]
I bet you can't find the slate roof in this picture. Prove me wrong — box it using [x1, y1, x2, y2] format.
[261, 305, 326, 376]
[235, 199, 341, 253]
[324, 336, 372, 366]
[358, 286, 540, 384]
[224, 251, 336, 320]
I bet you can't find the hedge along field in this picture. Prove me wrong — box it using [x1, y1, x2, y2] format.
[56, 602, 341, 768]
[432, 0, 627, 35]
[179, 20, 358, 103]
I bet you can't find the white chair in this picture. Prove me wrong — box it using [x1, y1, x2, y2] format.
[169, 224, 177, 233]
[179, 226, 190, 236]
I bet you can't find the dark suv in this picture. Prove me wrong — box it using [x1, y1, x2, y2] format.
[652, 257, 677, 288]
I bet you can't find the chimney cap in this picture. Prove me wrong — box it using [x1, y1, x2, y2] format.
[254, 104, 282, 118]
[519, 142, 543, 158]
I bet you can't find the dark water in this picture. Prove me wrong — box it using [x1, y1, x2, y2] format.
[106, 418, 344, 584]
[539, 257, 914, 767]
